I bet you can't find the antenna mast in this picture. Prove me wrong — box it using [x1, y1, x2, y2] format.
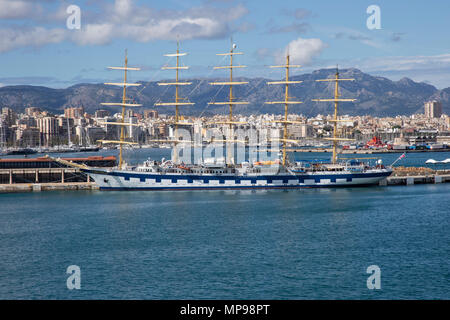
[312, 68, 355, 164]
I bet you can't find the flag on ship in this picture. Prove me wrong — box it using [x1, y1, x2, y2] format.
[391, 152, 406, 166]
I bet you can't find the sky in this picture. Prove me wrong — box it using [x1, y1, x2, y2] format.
[0, 0, 449, 88]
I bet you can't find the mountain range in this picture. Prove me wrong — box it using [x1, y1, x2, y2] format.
[1, 68, 448, 117]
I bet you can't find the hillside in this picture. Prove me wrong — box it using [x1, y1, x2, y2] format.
[0, 68, 447, 117]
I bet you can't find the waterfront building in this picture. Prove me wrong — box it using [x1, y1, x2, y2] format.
[289, 124, 314, 139]
[424, 100, 442, 119]
[37, 116, 58, 146]
[17, 115, 36, 128]
[0, 118, 7, 148]
[94, 110, 110, 118]
[85, 126, 106, 144]
[1, 107, 17, 126]
[144, 109, 159, 119]
[25, 107, 41, 117]
[64, 107, 85, 119]
[15, 126, 40, 147]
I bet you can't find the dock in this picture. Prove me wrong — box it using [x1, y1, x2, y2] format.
[0, 156, 114, 193]
[0, 168, 91, 184]
[382, 168, 450, 186]
[0, 182, 99, 193]
[283, 148, 450, 154]
[0, 168, 98, 193]
[384, 174, 450, 186]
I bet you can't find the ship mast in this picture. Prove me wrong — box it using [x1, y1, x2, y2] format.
[97, 50, 142, 169]
[265, 54, 303, 166]
[312, 68, 355, 164]
[209, 42, 248, 165]
[155, 41, 194, 164]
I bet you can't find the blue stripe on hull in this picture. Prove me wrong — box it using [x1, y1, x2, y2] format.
[84, 169, 392, 191]
[98, 183, 381, 191]
[83, 169, 391, 182]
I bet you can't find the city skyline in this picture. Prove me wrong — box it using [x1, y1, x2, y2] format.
[2, 99, 449, 149]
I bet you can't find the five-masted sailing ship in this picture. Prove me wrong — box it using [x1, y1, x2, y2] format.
[73, 44, 392, 190]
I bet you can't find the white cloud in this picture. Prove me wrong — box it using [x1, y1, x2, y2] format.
[103, 1, 248, 42]
[0, 0, 249, 51]
[317, 25, 384, 49]
[280, 37, 327, 65]
[114, 0, 133, 18]
[0, 0, 37, 19]
[319, 53, 450, 89]
[71, 24, 115, 46]
[357, 54, 450, 88]
[350, 54, 450, 73]
[0, 27, 65, 53]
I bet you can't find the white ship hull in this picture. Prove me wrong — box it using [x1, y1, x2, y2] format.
[83, 168, 392, 190]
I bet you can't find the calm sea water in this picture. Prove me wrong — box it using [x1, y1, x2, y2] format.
[0, 182, 449, 299]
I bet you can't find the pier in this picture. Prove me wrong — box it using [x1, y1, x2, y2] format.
[283, 148, 450, 154]
[0, 156, 114, 193]
[382, 168, 450, 186]
[0, 167, 98, 192]
[0, 168, 90, 184]
[0, 182, 98, 193]
[384, 173, 450, 186]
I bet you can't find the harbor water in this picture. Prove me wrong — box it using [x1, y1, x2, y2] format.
[0, 186, 448, 299]
[0, 150, 449, 299]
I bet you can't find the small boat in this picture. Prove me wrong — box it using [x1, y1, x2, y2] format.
[426, 158, 450, 164]
[6, 148, 37, 155]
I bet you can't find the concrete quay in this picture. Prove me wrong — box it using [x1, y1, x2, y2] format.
[286, 148, 450, 154]
[382, 174, 450, 186]
[1, 176, 449, 192]
[0, 182, 99, 193]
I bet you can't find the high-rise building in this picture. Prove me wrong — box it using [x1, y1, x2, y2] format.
[95, 110, 110, 118]
[16, 126, 40, 147]
[424, 101, 442, 118]
[144, 109, 158, 119]
[64, 107, 85, 119]
[289, 124, 314, 139]
[0, 117, 7, 148]
[125, 109, 134, 119]
[2, 107, 17, 126]
[37, 116, 58, 146]
[25, 107, 41, 117]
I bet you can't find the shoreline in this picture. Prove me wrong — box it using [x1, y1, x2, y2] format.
[284, 148, 450, 154]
